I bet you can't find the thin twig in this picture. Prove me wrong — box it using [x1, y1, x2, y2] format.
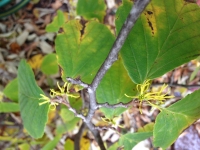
[97, 100, 134, 109]
[152, 83, 200, 88]
[85, 88, 98, 127]
[66, 77, 89, 88]
[90, 129, 106, 150]
[54, 96, 86, 121]
[74, 123, 86, 150]
[94, 126, 116, 131]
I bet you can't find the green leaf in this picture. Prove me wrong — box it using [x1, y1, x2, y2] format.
[68, 96, 82, 110]
[64, 139, 74, 150]
[153, 89, 200, 149]
[119, 132, 153, 150]
[190, 65, 200, 81]
[19, 143, 30, 150]
[60, 107, 75, 122]
[138, 122, 154, 132]
[107, 142, 120, 150]
[116, 0, 200, 84]
[56, 97, 82, 134]
[0, 102, 19, 113]
[42, 135, 61, 150]
[56, 20, 115, 83]
[77, 0, 106, 22]
[96, 57, 136, 119]
[56, 107, 80, 134]
[115, 122, 153, 150]
[40, 53, 59, 75]
[18, 60, 49, 139]
[3, 78, 18, 102]
[46, 10, 65, 32]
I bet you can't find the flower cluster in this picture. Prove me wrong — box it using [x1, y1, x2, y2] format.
[125, 79, 174, 114]
[39, 82, 79, 110]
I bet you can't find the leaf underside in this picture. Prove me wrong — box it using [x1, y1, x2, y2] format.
[119, 132, 153, 150]
[153, 89, 200, 149]
[18, 60, 49, 139]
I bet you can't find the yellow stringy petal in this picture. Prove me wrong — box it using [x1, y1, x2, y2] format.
[125, 79, 174, 114]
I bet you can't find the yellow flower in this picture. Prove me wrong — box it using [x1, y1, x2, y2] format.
[50, 82, 79, 98]
[50, 82, 67, 97]
[101, 116, 124, 129]
[39, 82, 80, 110]
[39, 94, 58, 110]
[125, 79, 174, 114]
